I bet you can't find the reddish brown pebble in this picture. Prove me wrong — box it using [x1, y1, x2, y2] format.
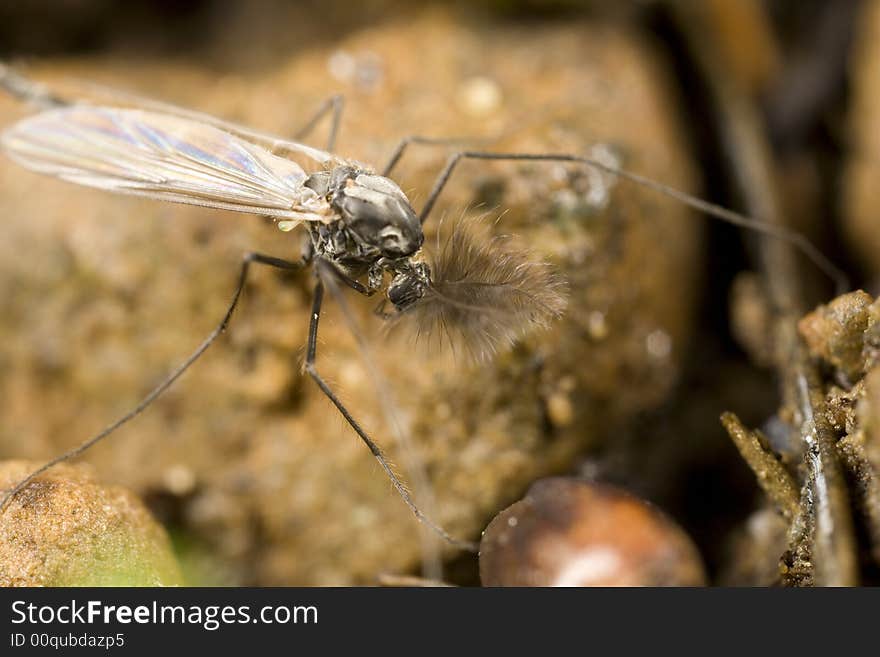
[480, 478, 706, 586]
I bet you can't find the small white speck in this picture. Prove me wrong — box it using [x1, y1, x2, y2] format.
[354, 52, 384, 91]
[327, 50, 356, 83]
[646, 329, 672, 359]
[587, 311, 608, 340]
[584, 143, 621, 210]
[551, 165, 570, 182]
[457, 76, 502, 117]
[163, 464, 196, 496]
[340, 361, 366, 387]
[328, 50, 383, 91]
[507, 516, 519, 527]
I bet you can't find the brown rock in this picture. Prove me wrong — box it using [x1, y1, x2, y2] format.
[797, 290, 873, 383]
[0, 8, 702, 584]
[0, 460, 182, 586]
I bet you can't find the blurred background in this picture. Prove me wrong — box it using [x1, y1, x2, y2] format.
[0, 0, 877, 586]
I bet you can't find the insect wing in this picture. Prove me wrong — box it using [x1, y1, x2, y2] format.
[1, 106, 331, 221]
[3, 70, 341, 166]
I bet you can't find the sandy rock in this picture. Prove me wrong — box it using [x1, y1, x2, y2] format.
[0, 460, 182, 586]
[0, 9, 702, 584]
[797, 289, 873, 383]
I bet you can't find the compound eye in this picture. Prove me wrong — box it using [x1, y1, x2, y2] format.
[387, 273, 423, 309]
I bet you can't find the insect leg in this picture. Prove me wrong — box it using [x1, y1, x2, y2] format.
[292, 95, 345, 152]
[303, 272, 478, 552]
[315, 260, 445, 577]
[381, 135, 494, 177]
[417, 150, 848, 294]
[0, 251, 303, 512]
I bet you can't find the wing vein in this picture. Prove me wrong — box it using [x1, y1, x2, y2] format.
[1, 105, 334, 221]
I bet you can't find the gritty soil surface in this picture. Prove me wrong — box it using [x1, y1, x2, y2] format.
[0, 461, 182, 586]
[0, 8, 702, 584]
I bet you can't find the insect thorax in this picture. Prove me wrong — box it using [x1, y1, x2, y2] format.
[307, 220, 374, 269]
[305, 165, 424, 268]
[301, 166, 431, 311]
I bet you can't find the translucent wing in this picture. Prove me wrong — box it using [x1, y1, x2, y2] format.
[0, 64, 342, 168]
[0, 105, 334, 221]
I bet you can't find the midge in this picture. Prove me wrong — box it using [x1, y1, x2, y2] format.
[0, 65, 846, 549]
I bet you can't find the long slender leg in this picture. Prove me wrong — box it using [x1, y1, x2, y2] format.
[381, 135, 491, 177]
[0, 252, 303, 511]
[316, 259, 444, 577]
[417, 150, 848, 294]
[323, 263, 374, 296]
[303, 275, 478, 552]
[292, 95, 345, 152]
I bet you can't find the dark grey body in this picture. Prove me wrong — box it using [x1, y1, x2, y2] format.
[303, 165, 430, 310]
